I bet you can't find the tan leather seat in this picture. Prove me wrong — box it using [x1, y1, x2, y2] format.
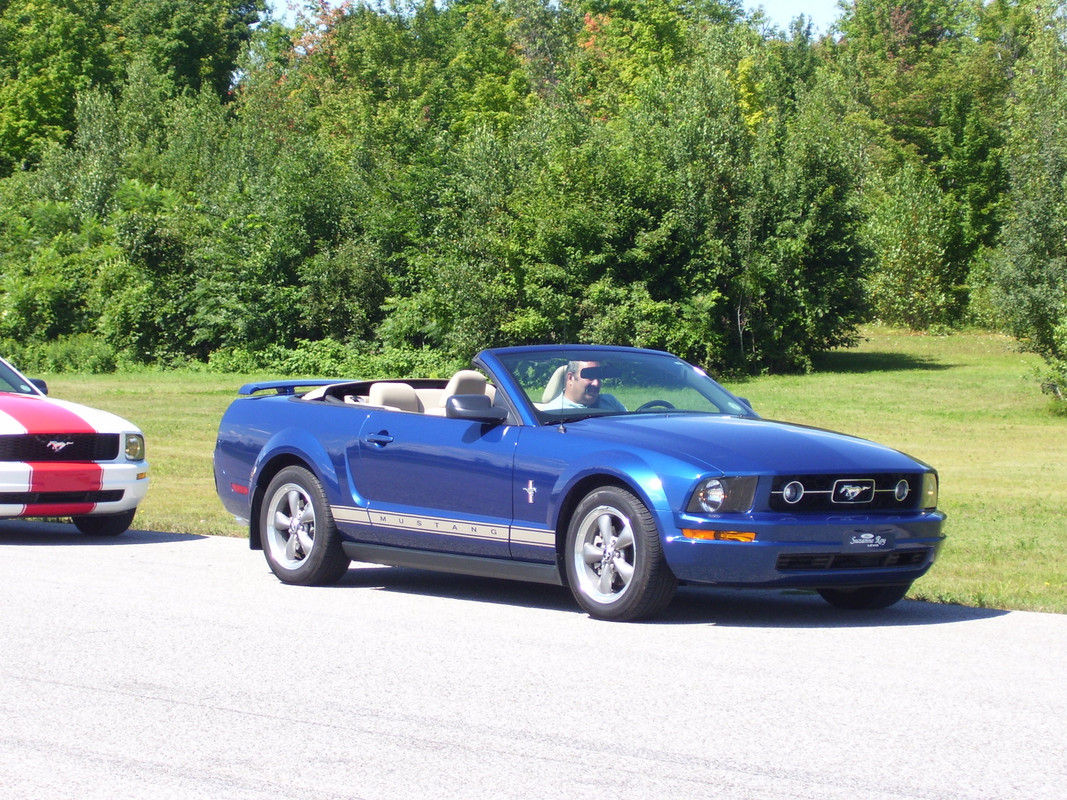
[368, 382, 423, 413]
[429, 370, 488, 415]
[542, 364, 567, 403]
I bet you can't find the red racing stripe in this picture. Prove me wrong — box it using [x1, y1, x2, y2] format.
[25, 462, 102, 515]
[1, 395, 103, 516]
[0, 394, 97, 434]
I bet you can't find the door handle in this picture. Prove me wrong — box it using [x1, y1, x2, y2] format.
[362, 432, 394, 446]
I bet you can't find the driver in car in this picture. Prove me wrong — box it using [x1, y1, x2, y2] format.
[542, 360, 627, 411]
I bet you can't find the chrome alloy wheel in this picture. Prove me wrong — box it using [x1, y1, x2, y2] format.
[264, 481, 318, 569]
[571, 504, 637, 605]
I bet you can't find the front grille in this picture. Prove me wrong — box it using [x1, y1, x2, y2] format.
[769, 472, 923, 513]
[0, 433, 120, 462]
[0, 490, 124, 505]
[776, 550, 930, 571]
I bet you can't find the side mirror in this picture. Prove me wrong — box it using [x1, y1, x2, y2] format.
[30, 378, 48, 395]
[445, 394, 508, 424]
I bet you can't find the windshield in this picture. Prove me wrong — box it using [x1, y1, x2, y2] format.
[493, 349, 753, 424]
[0, 359, 39, 394]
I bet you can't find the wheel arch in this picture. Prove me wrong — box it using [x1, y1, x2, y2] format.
[552, 473, 642, 586]
[248, 453, 320, 550]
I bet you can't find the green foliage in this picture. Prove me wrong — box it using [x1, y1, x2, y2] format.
[1, 333, 118, 374]
[987, 2, 1067, 400]
[863, 160, 954, 328]
[208, 337, 462, 379]
[111, 0, 265, 98]
[0, 0, 115, 174]
[0, 1, 263, 177]
[0, 0, 1060, 394]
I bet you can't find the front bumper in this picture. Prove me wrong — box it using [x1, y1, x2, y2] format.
[0, 460, 149, 518]
[662, 511, 946, 588]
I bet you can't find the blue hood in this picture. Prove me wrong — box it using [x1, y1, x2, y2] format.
[566, 414, 927, 475]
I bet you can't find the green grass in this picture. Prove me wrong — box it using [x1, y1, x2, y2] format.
[725, 327, 1066, 613]
[42, 372, 260, 537]
[42, 326, 1067, 613]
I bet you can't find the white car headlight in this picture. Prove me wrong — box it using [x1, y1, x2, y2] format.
[125, 433, 146, 461]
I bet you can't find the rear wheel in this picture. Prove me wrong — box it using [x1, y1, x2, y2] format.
[565, 486, 676, 621]
[817, 583, 911, 610]
[73, 509, 136, 536]
[260, 466, 350, 585]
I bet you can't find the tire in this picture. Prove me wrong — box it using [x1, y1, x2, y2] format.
[260, 466, 350, 585]
[73, 509, 136, 536]
[564, 486, 677, 621]
[817, 583, 911, 610]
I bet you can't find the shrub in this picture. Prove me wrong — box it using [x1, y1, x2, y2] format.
[2, 334, 118, 374]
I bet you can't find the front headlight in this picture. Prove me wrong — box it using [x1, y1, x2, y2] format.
[687, 476, 758, 514]
[125, 433, 146, 461]
[920, 472, 938, 509]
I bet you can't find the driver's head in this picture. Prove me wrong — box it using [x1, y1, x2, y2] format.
[564, 360, 602, 406]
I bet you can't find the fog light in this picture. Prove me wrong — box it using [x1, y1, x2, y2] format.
[782, 480, 804, 504]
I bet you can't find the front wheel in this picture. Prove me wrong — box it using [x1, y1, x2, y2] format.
[817, 583, 911, 610]
[565, 486, 676, 621]
[260, 466, 350, 585]
[73, 509, 136, 536]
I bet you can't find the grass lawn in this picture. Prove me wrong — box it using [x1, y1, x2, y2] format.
[42, 326, 1066, 614]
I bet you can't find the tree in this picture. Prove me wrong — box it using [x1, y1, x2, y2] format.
[0, 0, 114, 175]
[112, 0, 265, 98]
[989, 2, 1067, 397]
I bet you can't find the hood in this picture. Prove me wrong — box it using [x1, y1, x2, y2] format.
[0, 392, 139, 436]
[567, 413, 927, 475]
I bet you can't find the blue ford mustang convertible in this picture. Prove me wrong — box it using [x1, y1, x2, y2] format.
[214, 345, 945, 620]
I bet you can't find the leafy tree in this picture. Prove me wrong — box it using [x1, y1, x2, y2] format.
[565, 0, 703, 117]
[863, 160, 954, 328]
[738, 70, 869, 370]
[3, 0, 1048, 380]
[112, 0, 265, 98]
[989, 2, 1067, 396]
[0, 0, 114, 175]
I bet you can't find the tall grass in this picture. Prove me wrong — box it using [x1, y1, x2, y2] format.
[41, 327, 1066, 613]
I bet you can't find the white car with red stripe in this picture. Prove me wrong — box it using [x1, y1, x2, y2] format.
[0, 356, 149, 535]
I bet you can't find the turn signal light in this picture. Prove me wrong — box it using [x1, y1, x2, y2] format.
[682, 529, 756, 542]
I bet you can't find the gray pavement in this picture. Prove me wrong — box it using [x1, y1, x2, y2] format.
[1, 520, 1064, 799]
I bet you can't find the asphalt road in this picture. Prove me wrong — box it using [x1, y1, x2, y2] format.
[1, 520, 1064, 800]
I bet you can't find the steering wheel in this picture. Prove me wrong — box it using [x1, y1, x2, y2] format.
[635, 399, 676, 413]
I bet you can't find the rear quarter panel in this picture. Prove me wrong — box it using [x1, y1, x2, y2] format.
[214, 395, 370, 530]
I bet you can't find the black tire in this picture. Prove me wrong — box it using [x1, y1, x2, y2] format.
[817, 583, 911, 610]
[564, 486, 677, 621]
[73, 508, 136, 536]
[260, 466, 350, 585]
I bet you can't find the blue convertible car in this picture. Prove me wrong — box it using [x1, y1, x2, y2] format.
[214, 345, 945, 620]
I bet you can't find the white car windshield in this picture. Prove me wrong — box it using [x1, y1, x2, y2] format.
[0, 360, 39, 394]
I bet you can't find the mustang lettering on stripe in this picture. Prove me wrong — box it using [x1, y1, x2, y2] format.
[331, 505, 555, 549]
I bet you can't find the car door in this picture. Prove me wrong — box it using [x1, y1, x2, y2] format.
[351, 409, 518, 557]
